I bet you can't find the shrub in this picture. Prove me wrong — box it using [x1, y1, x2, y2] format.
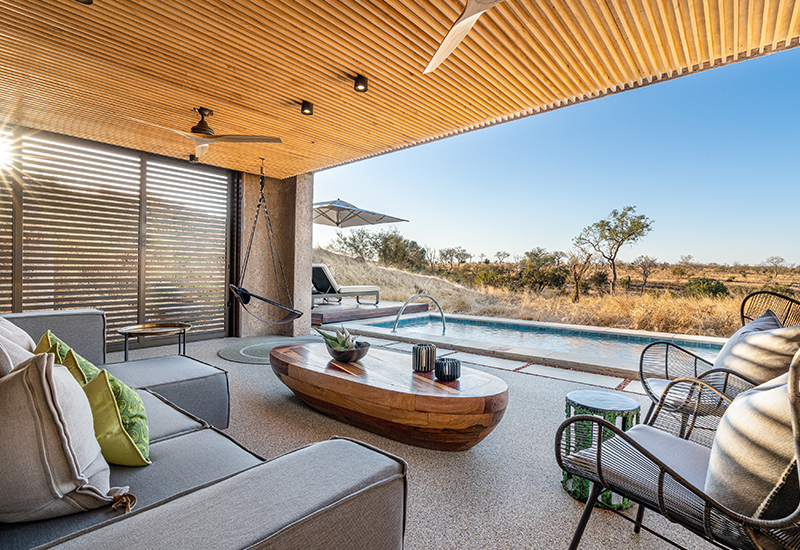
[760, 284, 796, 297]
[684, 277, 729, 298]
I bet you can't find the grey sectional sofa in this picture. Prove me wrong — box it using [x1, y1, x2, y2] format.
[0, 309, 407, 550]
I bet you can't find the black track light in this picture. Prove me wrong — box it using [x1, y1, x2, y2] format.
[301, 101, 314, 115]
[354, 74, 368, 93]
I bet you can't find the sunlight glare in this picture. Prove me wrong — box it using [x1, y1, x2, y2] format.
[0, 136, 12, 171]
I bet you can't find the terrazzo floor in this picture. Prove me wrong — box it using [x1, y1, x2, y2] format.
[110, 335, 716, 550]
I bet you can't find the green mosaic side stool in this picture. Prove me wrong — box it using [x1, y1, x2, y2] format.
[561, 390, 641, 511]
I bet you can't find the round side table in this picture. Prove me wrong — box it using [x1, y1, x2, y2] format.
[561, 390, 641, 510]
[117, 322, 192, 361]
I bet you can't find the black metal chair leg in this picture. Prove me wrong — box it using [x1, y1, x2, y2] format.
[568, 482, 603, 550]
[634, 504, 646, 534]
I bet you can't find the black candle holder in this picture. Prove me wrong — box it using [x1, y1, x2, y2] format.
[412, 343, 436, 372]
[434, 357, 461, 382]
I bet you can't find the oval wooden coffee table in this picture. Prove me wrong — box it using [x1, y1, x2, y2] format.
[270, 343, 508, 451]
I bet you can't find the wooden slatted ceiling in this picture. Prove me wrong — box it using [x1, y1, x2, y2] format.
[0, 0, 798, 179]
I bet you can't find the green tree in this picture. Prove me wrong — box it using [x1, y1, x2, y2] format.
[330, 227, 375, 260]
[371, 228, 426, 269]
[574, 206, 653, 294]
[520, 247, 567, 292]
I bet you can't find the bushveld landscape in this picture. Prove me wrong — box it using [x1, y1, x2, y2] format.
[313, 245, 799, 338]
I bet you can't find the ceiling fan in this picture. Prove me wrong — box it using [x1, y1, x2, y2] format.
[135, 107, 282, 162]
[424, 0, 505, 74]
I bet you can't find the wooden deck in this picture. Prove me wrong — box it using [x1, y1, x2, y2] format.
[311, 298, 428, 325]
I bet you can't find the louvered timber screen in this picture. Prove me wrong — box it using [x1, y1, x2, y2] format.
[144, 159, 228, 339]
[0, 129, 231, 348]
[0, 129, 13, 313]
[19, 134, 141, 340]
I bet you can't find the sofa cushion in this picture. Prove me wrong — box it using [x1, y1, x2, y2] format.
[705, 374, 795, 516]
[39, 438, 406, 550]
[105, 356, 230, 429]
[0, 354, 128, 522]
[0, 315, 36, 352]
[136, 390, 205, 443]
[3, 309, 106, 366]
[83, 370, 151, 467]
[0, 428, 264, 550]
[714, 311, 800, 384]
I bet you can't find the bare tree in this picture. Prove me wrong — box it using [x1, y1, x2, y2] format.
[495, 251, 510, 264]
[439, 248, 456, 269]
[423, 246, 438, 265]
[574, 206, 654, 294]
[632, 255, 658, 292]
[566, 248, 594, 303]
[764, 256, 787, 279]
[454, 247, 471, 264]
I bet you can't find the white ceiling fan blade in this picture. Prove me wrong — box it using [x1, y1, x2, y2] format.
[424, 0, 505, 74]
[195, 143, 209, 158]
[130, 117, 196, 140]
[208, 135, 283, 144]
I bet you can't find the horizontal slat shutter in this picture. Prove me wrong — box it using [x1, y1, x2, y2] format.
[20, 134, 141, 340]
[0, 129, 13, 313]
[144, 159, 228, 339]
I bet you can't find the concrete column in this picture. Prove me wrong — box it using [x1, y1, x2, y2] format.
[239, 171, 313, 337]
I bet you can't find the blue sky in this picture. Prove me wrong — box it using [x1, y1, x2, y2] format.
[313, 48, 800, 266]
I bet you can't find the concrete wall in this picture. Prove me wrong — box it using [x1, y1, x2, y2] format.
[239, 172, 313, 337]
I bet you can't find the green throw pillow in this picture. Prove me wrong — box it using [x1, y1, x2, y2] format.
[62, 349, 101, 385]
[36, 331, 150, 466]
[83, 370, 150, 466]
[34, 331, 71, 364]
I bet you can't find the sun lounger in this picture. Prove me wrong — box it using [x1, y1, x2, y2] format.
[312, 264, 379, 309]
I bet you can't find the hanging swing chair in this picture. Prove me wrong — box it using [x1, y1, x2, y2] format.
[230, 160, 303, 325]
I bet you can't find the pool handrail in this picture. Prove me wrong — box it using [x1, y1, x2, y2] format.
[392, 294, 446, 335]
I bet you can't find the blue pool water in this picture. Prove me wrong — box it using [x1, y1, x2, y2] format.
[371, 316, 722, 362]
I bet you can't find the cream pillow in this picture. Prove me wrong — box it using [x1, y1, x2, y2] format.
[0, 333, 35, 377]
[0, 353, 130, 522]
[0, 316, 36, 352]
[714, 311, 800, 384]
[705, 374, 794, 517]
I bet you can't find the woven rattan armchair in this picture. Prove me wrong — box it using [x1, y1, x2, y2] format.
[638, 342, 757, 420]
[741, 290, 800, 327]
[639, 290, 800, 418]
[555, 349, 800, 549]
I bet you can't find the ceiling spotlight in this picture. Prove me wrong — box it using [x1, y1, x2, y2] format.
[354, 74, 368, 93]
[301, 101, 314, 115]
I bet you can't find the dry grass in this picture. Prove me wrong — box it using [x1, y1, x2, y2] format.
[313, 249, 741, 337]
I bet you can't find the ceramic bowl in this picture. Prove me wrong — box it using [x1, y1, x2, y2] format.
[326, 341, 370, 363]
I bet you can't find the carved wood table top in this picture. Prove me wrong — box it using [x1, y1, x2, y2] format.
[270, 343, 509, 451]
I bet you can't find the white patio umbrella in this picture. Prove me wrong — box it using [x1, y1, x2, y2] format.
[312, 199, 408, 228]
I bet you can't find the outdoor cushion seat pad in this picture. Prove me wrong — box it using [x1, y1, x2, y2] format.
[568, 424, 711, 500]
[136, 389, 205, 443]
[104, 355, 230, 429]
[0, 428, 263, 550]
[38, 438, 407, 550]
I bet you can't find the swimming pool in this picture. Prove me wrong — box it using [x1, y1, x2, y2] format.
[367, 315, 723, 363]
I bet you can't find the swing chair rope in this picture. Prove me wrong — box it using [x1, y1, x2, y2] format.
[231, 163, 302, 325]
